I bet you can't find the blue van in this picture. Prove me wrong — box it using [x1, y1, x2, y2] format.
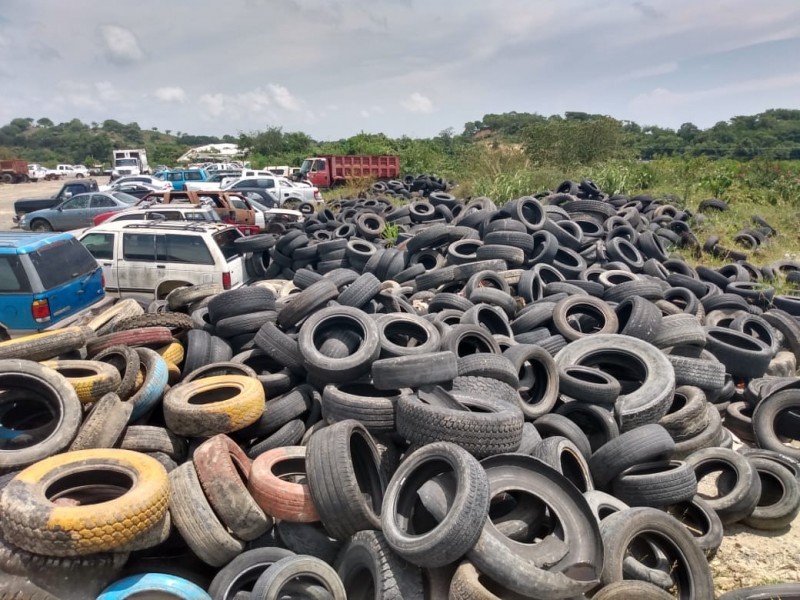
[0, 232, 105, 338]
[163, 169, 209, 191]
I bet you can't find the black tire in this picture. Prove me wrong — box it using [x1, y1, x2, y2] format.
[531, 436, 594, 492]
[456, 354, 519, 388]
[377, 314, 442, 358]
[182, 329, 212, 377]
[673, 404, 724, 459]
[322, 382, 402, 434]
[517, 421, 542, 455]
[69, 393, 131, 451]
[372, 352, 458, 390]
[91, 344, 141, 400]
[752, 389, 800, 460]
[276, 521, 343, 565]
[253, 322, 305, 373]
[740, 457, 800, 530]
[277, 279, 339, 329]
[666, 355, 726, 391]
[306, 420, 386, 540]
[532, 413, 592, 460]
[685, 444, 765, 521]
[553, 334, 675, 431]
[381, 442, 489, 568]
[658, 386, 710, 442]
[704, 326, 772, 379]
[299, 306, 381, 383]
[651, 314, 706, 350]
[336, 530, 424, 600]
[718, 583, 800, 599]
[338, 273, 381, 308]
[251, 555, 346, 599]
[555, 402, 620, 453]
[237, 385, 312, 439]
[588, 424, 675, 489]
[120, 425, 187, 461]
[0, 359, 83, 472]
[612, 460, 698, 507]
[395, 391, 523, 458]
[558, 366, 621, 405]
[169, 462, 245, 567]
[614, 296, 662, 343]
[502, 344, 559, 419]
[247, 419, 306, 458]
[215, 311, 277, 339]
[592, 581, 674, 599]
[665, 495, 724, 559]
[208, 287, 275, 324]
[235, 233, 276, 253]
[551, 296, 619, 341]
[600, 508, 714, 598]
[208, 547, 295, 600]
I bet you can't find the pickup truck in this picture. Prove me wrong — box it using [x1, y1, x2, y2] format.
[140, 190, 261, 232]
[163, 169, 209, 191]
[54, 164, 88, 178]
[13, 179, 99, 221]
[27, 164, 49, 182]
[222, 176, 322, 207]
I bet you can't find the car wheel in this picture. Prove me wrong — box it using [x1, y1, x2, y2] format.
[31, 219, 53, 232]
[283, 198, 300, 209]
[76, 173, 84, 178]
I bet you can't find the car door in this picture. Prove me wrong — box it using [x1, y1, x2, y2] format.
[78, 231, 118, 292]
[88, 194, 120, 226]
[155, 233, 216, 293]
[56, 194, 91, 230]
[166, 172, 185, 191]
[117, 232, 158, 301]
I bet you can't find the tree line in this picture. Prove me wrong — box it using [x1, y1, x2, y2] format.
[2, 109, 800, 169]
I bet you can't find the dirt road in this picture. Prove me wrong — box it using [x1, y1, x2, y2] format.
[0, 177, 112, 230]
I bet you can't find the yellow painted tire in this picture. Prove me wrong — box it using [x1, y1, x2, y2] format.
[0, 449, 169, 557]
[0, 328, 87, 362]
[41, 360, 122, 404]
[157, 342, 184, 366]
[163, 375, 265, 437]
[166, 360, 182, 384]
[134, 369, 145, 390]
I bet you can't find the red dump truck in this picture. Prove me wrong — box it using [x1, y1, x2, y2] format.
[297, 155, 400, 188]
[0, 160, 30, 184]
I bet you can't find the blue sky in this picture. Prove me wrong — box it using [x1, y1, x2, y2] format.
[0, 0, 799, 139]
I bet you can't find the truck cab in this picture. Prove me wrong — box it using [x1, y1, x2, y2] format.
[164, 169, 209, 191]
[112, 149, 150, 180]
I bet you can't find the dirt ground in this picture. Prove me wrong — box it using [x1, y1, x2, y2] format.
[0, 177, 112, 230]
[1, 179, 799, 595]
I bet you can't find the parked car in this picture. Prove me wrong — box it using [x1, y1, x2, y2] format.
[94, 205, 222, 226]
[222, 176, 322, 207]
[163, 169, 209, 191]
[18, 191, 139, 232]
[13, 179, 100, 219]
[72, 165, 91, 178]
[0, 232, 106, 337]
[27, 163, 48, 182]
[101, 175, 172, 191]
[78, 221, 247, 303]
[106, 182, 166, 199]
[140, 190, 259, 231]
[184, 171, 242, 192]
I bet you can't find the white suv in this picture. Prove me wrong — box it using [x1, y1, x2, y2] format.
[102, 205, 222, 225]
[78, 221, 247, 303]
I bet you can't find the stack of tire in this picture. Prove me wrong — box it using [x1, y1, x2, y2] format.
[370, 173, 452, 198]
[0, 176, 798, 598]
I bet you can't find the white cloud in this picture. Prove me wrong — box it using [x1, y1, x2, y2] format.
[99, 25, 144, 64]
[631, 72, 800, 110]
[198, 85, 304, 118]
[401, 92, 434, 114]
[360, 105, 384, 118]
[56, 80, 119, 110]
[199, 93, 226, 117]
[617, 62, 678, 82]
[154, 86, 187, 103]
[268, 84, 301, 111]
[0, 33, 9, 48]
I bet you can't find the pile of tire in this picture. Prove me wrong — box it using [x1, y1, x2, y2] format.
[371, 174, 452, 198]
[0, 177, 798, 599]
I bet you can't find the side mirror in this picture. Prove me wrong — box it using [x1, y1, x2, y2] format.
[63, 192, 73, 200]
[57, 206, 63, 211]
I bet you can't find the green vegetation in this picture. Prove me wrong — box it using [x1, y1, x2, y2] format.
[1, 110, 799, 266]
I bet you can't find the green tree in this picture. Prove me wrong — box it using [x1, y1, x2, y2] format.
[37, 117, 54, 128]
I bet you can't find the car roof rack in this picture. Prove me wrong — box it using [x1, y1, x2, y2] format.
[120, 222, 221, 232]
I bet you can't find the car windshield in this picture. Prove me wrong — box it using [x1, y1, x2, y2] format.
[29, 238, 98, 289]
[111, 192, 139, 204]
[213, 228, 242, 261]
[116, 159, 138, 167]
[246, 198, 269, 212]
[300, 159, 312, 174]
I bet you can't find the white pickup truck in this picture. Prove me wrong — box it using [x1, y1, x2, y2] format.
[54, 164, 90, 178]
[221, 176, 322, 207]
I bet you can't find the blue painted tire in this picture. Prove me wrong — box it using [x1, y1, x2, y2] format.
[98, 573, 210, 599]
[129, 348, 169, 420]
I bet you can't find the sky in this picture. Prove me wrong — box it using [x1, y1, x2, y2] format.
[1, 0, 799, 140]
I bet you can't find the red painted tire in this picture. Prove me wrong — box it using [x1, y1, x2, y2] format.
[248, 446, 319, 523]
[86, 327, 174, 356]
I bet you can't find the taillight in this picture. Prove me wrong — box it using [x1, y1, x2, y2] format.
[32, 299, 51, 323]
[222, 272, 232, 290]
